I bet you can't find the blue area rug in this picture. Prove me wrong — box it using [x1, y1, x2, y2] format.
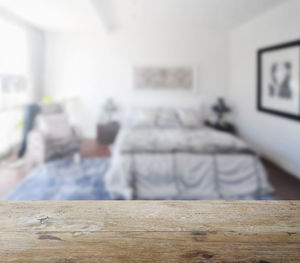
[5, 158, 112, 200]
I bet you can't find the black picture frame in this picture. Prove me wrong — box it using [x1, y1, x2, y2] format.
[257, 39, 300, 121]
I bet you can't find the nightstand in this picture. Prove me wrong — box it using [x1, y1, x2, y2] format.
[97, 122, 120, 145]
[204, 120, 237, 135]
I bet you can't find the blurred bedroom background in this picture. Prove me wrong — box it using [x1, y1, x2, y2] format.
[0, 0, 299, 200]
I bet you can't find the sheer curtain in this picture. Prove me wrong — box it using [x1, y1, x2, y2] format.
[0, 15, 32, 157]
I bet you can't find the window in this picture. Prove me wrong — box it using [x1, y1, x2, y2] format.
[0, 16, 30, 156]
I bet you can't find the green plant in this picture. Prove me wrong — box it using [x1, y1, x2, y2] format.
[42, 95, 54, 103]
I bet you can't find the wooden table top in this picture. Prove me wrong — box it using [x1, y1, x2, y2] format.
[0, 201, 299, 262]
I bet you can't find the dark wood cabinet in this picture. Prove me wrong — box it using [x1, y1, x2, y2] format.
[97, 122, 120, 145]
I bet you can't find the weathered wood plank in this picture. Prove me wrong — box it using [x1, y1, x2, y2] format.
[1, 201, 299, 232]
[0, 201, 299, 262]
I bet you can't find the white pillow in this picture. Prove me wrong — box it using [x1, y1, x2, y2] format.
[35, 114, 72, 139]
[156, 109, 180, 129]
[177, 108, 202, 128]
[129, 108, 158, 128]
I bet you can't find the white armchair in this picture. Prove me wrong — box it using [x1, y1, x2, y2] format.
[25, 106, 81, 166]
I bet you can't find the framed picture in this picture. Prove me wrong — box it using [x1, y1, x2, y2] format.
[257, 40, 300, 121]
[134, 66, 197, 91]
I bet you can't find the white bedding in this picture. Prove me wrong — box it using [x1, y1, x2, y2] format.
[105, 127, 273, 200]
[118, 128, 248, 153]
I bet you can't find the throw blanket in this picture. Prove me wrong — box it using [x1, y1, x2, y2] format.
[105, 128, 274, 200]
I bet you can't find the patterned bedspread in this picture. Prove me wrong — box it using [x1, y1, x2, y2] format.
[105, 128, 274, 200]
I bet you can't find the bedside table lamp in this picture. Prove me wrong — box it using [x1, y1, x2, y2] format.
[102, 98, 118, 122]
[212, 97, 231, 126]
[204, 98, 236, 135]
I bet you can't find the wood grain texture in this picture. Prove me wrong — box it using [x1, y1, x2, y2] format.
[0, 201, 299, 262]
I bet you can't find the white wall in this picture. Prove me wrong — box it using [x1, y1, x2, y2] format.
[44, 24, 229, 137]
[229, 0, 300, 179]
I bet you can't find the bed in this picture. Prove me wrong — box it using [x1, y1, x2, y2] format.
[105, 107, 274, 200]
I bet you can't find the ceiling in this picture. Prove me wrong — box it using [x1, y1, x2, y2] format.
[0, 0, 103, 31]
[0, 0, 286, 32]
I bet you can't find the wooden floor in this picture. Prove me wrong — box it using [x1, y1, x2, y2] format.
[0, 139, 299, 200]
[263, 158, 300, 200]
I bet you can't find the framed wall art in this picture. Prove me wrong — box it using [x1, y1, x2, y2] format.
[134, 66, 197, 91]
[257, 39, 300, 121]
